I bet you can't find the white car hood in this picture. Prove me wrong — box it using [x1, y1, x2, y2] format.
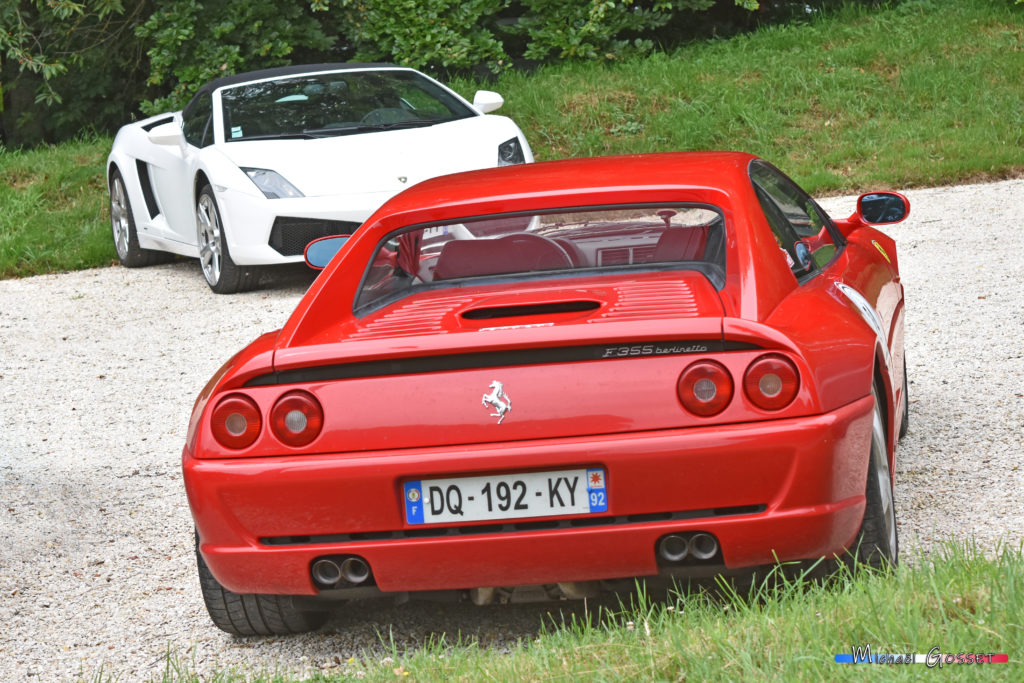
[215, 115, 519, 197]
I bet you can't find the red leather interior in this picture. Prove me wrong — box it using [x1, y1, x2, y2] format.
[433, 234, 572, 280]
[653, 226, 709, 261]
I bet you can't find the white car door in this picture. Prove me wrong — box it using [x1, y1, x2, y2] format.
[149, 95, 214, 246]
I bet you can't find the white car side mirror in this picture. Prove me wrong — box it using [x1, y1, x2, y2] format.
[148, 122, 184, 146]
[473, 90, 504, 114]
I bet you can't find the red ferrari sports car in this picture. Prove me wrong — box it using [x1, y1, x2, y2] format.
[182, 152, 910, 635]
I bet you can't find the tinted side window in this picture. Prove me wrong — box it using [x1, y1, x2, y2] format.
[182, 94, 213, 147]
[749, 161, 837, 276]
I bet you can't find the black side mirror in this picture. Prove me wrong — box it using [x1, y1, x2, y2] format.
[304, 235, 350, 270]
[857, 192, 910, 225]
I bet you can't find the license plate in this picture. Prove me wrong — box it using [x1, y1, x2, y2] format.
[404, 468, 607, 525]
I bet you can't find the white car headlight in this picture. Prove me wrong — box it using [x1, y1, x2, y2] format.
[242, 168, 305, 199]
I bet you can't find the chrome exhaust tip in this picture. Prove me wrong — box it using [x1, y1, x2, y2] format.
[311, 559, 342, 587]
[658, 534, 690, 563]
[688, 532, 719, 561]
[339, 557, 371, 585]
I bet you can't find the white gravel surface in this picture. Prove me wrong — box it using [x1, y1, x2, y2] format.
[2, 179, 1023, 680]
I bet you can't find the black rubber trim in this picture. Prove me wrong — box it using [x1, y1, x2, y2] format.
[260, 504, 766, 546]
[244, 340, 760, 387]
[140, 115, 174, 132]
[135, 159, 160, 219]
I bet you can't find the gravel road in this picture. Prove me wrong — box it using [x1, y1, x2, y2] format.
[2, 179, 1023, 680]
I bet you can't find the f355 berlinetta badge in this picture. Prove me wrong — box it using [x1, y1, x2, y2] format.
[481, 380, 512, 424]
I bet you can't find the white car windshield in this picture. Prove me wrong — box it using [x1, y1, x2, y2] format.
[355, 205, 727, 314]
[220, 70, 476, 141]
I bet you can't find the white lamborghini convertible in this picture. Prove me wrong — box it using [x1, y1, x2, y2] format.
[106, 63, 533, 293]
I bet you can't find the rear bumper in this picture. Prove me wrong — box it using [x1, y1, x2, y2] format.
[184, 395, 873, 595]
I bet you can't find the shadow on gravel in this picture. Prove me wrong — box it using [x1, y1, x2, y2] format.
[262, 262, 321, 293]
[162, 259, 320, 295]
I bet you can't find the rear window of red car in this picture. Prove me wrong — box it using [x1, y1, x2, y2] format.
[355, 204, 726, 314]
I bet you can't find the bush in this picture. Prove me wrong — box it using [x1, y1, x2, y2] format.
[327, 0, 509, 72]
[3, 0, 891, 144]
[0, 1, 154, 145]
[136, 0, 335, 114]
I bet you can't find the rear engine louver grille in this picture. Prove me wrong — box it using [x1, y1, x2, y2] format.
[269, 217, 360, 256]
[590, 281, 701, 321]
[347, 294, 476, 340]
[348, 280, 704, 340]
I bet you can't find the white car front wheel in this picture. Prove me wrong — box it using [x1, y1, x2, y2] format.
[196, 185, 260, 294]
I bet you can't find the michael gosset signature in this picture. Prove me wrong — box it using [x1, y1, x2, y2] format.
[835, 644, 1009, 667]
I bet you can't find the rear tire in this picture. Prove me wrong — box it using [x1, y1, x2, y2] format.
[196, 184, 261, 294]
[109, 168, 173, 267]
[899, 359, 909, 440]
[195, 538, 328, 636]
[852, 385, 899, 569]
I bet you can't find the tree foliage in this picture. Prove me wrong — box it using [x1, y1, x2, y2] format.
[1, 0, 881, 145]
[135, 0, 334, 114]
[325, 0, 509, 71]
[1, 1, 143, 104]
[516, 0, 716, 61]
[1, 1, 154, 143]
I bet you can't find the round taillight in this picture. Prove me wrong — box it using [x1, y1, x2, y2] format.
[677, 360, 733, 417]
[744, 354, 800, 410]
[271, 390, 324, 447]
[210, 394, 261, 449]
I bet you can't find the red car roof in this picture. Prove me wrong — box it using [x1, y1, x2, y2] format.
[281, 151, 800, 349]
[372, 151, 761, 224]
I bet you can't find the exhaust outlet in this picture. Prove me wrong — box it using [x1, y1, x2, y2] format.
[688, 532, 719, 561]
[311, 559, 342, 586]
[658, 534, 690, 563]
[339, 557, 371, 584]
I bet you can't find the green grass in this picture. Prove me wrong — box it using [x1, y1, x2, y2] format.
[0, 135, 114, 278]
[3, 0, 1024, 279]
[454, 0, 1024, 192]
[111, 542, 1022, 682]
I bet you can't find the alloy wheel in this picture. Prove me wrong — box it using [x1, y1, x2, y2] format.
[197, 194, 222, 285]
[870, 394, 897, 556]
[110, 177, 130, 260]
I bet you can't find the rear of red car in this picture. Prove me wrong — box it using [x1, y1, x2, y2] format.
[183, 183, 876, 620]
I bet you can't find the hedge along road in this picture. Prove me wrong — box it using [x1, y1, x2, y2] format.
[1, 180, 1023, 679]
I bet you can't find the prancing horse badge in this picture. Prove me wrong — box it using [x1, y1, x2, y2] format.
[481, 381, 512, 424]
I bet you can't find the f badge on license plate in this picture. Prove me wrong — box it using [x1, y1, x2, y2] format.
[404, 468, 607, 525]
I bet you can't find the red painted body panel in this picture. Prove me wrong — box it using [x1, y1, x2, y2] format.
[192, 348, 829, 458]
[274, 271, 726, 371]
[185, 395, 872, 594]
[182, 152, 908, 598]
